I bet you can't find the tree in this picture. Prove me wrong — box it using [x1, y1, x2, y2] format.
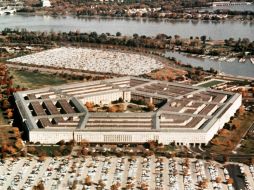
[232, 120, 241, 129]
[71, 180, 78, 190]
[80, 139, 90, 147]
[116, 32, 121, 37]
[85, 102, 94, 111]
[85, 102, 94, 109]
[147, 102, 155, 111]
[7, 111, 13, 119]
[38, 155, 46, 162]
[33, 181, 45, 190]
[98, 179, 106, 189]
[7, 145, 16, 154]
[2, 99, 10, 109]
[57, 140, 65, 146]
[110, 182, 121, 190]
[27, 146, 37, 154]
[201, 35, 207, 44]
[117, 104, 125, 112]
[80, 147, 89, 156]
[107, 106, 117, 112]
[133, 33, 139, 38]
[215, 176, 222, 183]
[37, 181, 45, 190]
[227, 178, 234, 184]
[140, 182, 148, 190]
[53, 150, 61, 157]
[15, 139, 24, 150]
[198, 179, 208, 188]
[85, 176, 92, 186]
[251, 157, 254, 165]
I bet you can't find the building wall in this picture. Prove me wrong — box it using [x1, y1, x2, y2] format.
[80, 91, 123, 105]
[29, 130, 208, 145]
[30, 131, 73, 144]
[74, 131, 207, 145]
[205, 94, 242, 143]
[29, 94, 241, 145]
[123, 91, 131, 102]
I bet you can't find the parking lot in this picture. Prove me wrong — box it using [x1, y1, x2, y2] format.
[1, 156, 254, 190]
[8, 47, 163, 76]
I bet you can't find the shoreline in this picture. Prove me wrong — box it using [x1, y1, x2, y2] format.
[12, 12, 254, 23]
[1, 40, 253, 79]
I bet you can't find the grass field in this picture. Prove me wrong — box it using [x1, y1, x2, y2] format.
[239, 139, 254, 154]
[198, 80, 225, 88]
[206, 111, 254, 154]
[9, 69, 72, 89]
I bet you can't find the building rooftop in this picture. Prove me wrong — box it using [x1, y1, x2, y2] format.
[14, 76, 240, 133]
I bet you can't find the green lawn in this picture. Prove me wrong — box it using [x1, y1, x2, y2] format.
[198, 80, 225, 88]
[9, 69, 71, 89]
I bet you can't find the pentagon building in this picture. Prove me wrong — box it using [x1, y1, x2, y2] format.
[14, 77, 241, 146]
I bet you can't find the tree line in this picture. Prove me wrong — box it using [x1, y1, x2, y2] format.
[2, 28, 253, 55]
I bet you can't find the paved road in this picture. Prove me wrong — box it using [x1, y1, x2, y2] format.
[226, 164, 246, 190]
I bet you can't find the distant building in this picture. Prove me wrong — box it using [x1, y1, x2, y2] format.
[41, 0, 51, 7]
[15, 77, 241, 146]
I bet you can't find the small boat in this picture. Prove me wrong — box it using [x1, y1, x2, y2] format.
[218, 57, 227, 61]
[239, 58, 245, 63]
[251, 58, 254, 64]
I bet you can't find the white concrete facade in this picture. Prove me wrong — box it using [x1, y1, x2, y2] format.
[79, 91, 131, 105]
[29, 130, 207, 145]
[204, 94, 242, 143]
[29, 93, 241, 145]
[15, 76, 242, 145]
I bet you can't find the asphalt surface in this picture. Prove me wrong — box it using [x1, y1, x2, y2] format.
[226, 164, 246, 190]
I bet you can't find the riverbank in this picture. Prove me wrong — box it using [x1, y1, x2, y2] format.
[13, 10, 254, 23]
[1, 27, 253, 78]
[15, 0, 254, 22]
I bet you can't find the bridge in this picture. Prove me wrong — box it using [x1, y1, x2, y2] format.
[213, 1, 252, 7]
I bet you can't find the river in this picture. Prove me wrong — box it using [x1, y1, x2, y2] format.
[165, 51, 254, 78]
[0, 14, 253, 40]
[0, 14, 254, 78]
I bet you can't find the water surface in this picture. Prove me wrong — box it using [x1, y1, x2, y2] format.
[0, 15, 253, 40]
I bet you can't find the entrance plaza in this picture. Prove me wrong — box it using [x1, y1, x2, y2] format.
[14, 77, 242, 146]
